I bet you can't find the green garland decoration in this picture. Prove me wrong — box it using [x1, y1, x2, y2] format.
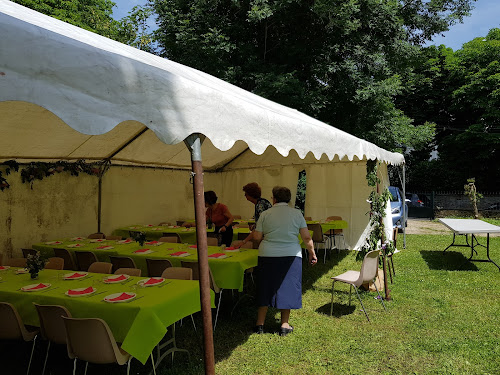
[1, 159, 111, 190]
[358, 159, 394, 259]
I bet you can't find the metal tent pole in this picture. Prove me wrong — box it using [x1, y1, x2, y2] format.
[402, 164, 406, 248]
[184, 134, 215, 375]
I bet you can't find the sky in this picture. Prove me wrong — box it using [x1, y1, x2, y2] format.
[111, 0, 500, 51]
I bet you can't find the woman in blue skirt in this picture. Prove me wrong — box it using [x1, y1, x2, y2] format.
[253, 186, 317, 336]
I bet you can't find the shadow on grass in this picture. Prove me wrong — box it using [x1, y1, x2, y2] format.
[316, 301, 356, 318]
[420, 250, 479, 271]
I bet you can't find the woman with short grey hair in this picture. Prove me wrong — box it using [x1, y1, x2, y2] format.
[253, 186, 316, 336]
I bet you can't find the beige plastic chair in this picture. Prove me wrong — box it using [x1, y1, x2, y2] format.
[304, 216, 312, 221]
[87, 261, 112, 274]
[0, 302, 39, 375]
[87, 233, 106, 239]
[22, 248, 38, 258]
[206, 237, 219, 247]
[181, 261, 223, 330]
[159, 236, 180, 243]
[75, 251, 98, 272]
[307, 223, 329, 263]
[62, 316, 156, 375]
[54, 248, 77, 270]
[109, 256, 137, 273]
[146, 258, 172, 277]
[330, 249, 386, 322]
[161, 267, 192, 280]
[233, 215, 242, 220]
[45, 257, 64, 270]
[114, 268, 141, 277]
[33, 304, 72, 375]
[106, 235, 122, 240]
[4, 257, 27, 267]
[325, 215, 345, 250]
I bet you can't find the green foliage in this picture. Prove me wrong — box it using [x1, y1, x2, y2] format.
[117, 5, 156, 52]
[26, 252, 48, 277]
[464, 177, 483, 218]
[0, 160, 20, 191]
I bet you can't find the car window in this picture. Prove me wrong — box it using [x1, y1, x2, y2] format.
[388, 187, 399, 202]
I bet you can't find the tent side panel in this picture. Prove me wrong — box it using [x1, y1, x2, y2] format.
[101, 167, 194, 233]
[0, 172, 98, 257]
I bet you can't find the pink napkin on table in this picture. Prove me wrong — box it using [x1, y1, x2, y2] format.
[170, 251, 189, 257]
[108, 293, 134, 302]
[106, 275, 127, 282]
[67, 287, 94, 296]
[189, 245, 197, 248]
[66, 272, 87, 279]
[208, 253, 226, 258]
[225, 247, 236, 250]
[145, 241, 159, 245]
[25, 283, 49, 290]
[144, 278, 164, 286]
[0, 266, 9, 270]
[134, 248, 151, 253]
[147, 224, 154, 227]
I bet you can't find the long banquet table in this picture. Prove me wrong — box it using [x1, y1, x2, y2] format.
[0, 268, 211, 364]
[33, 240, 258, 291]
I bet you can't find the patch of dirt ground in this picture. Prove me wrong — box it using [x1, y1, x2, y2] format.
[406, 218, 500, 237]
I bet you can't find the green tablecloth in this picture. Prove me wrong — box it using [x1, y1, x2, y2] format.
[33, 240, 258, 291]
[0, 268, 211, 364]
[307, 220, 349, 232]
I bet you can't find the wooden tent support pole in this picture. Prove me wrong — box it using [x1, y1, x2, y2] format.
[97, 175, 102, 233]
[184, 134, 215, 375]
[377, 181, 391, 301]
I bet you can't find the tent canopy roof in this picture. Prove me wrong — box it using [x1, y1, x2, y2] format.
[0, 0, 404, 170]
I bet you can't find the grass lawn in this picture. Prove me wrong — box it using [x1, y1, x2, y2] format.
[2, 234, 499, 374]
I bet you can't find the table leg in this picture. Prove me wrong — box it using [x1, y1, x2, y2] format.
[486, 234, 500, 271]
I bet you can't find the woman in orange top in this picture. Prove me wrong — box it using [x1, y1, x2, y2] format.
[204, 191, 234, 247]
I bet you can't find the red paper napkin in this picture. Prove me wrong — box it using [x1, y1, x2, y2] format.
[108, 293, 134, 302]
[189, 245, 197, 248]
[208, 253, 226, 258]
[0, 266, 9, 270]
[134, 248, 150, 253]
[144, 278, 164, 286]
[66, 272, 87, 279]
[67, 287, 94, 296]
[106, 275, 127, 282]
[26, 283, 49, 290]
[170, 251, 189, 256]
[145, 241, 159, 245]
[225, 247, 236, 250]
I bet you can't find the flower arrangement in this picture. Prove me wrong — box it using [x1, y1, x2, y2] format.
[134, 232, 146, 246]
[26, 252, 48, 279]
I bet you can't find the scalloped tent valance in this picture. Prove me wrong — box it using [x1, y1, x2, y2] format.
[0, 0, 403, 168]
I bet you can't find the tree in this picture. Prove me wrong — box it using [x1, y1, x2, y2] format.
[150, 0, 475, 152]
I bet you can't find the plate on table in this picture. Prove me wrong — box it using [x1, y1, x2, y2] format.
[21, 283, 51, 292]
[169, 251, 190, 257]
[90, 239, 106, 243]
[223, 247, 240, 252]
[65, 286, 95, 297]
[208, 253, 228, 259]
[0, 266, 10, 271]
[117, 239, 133, 244]
[103, 274, 130, 284]
[45, 241, 63, 245]
[104, 292, 136, 303]
[15, 269, 29, 274]
[145, 241, 160, 246]
[146, 224, 155, 227]
[96, 246, 114, 250]
[67, 243, 84, 248]
[137, 277, 164, 287]
[70, 237, 85, 241]
[63, 272, 88, 280]
[134, 248, 153, 254]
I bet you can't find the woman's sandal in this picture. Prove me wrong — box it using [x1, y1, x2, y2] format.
[279, 325, 294, 336]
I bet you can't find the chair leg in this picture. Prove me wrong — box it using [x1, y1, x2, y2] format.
[387, 260, 393, 284]
[84, 361, 89, 375]
[372, 279, 387, 311]
[348, 284, 352, 306]
[390, 255, 395, 276]
[126, 357, 132, 375]
[190, 314, 197, 331]
[353, 286, 370, 322]
[330, 280, 335, 315]
[150, 353, 156, 375]
[42, 340, 51, 375]
[26, 335, 37, 375]
[73, 359, 78, 375]
[213, 290, 223, 331]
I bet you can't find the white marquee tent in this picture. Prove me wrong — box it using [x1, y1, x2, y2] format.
[0, 1, 404, 371]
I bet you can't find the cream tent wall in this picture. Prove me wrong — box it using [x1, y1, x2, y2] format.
[0, 1, 404, 257]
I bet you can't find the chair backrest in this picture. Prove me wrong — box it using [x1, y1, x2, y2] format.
[207, 237, 219, 246]
[233, 215, 242, 220]
[0, 302, 31, 341]
[326, 216, 343, 234]
[108, 256, 136, 273]
[62, 317, 130, 365]
[87, 233, 106, 239]
[22, 248, 38, 258]
[231, 240, 253, 249]
[307, 223, 324, 242]
[105, 235, 122, 241]
[75, 251, 98, 271]
[146, 258, 172, 277]
[237, 223, 249, 229]
[161, 267, 192, 280]
[87, 261, 112, 274]
[162, 233, 182, 243]
[358, 250, 381, 284]
[180, 261, 219, 292]
[54, 248, 77, 270]
[45, 257, 64, 270]
[34, 303, 71, 344]
[4, 257, 27, 268]
[114, 268, 141, 277]
[159, 236, 180, 243]
[304, 216, 312, 221]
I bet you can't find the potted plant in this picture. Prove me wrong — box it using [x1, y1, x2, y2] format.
[134, 232, 146, 246]
[26, 252, 47, 279]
